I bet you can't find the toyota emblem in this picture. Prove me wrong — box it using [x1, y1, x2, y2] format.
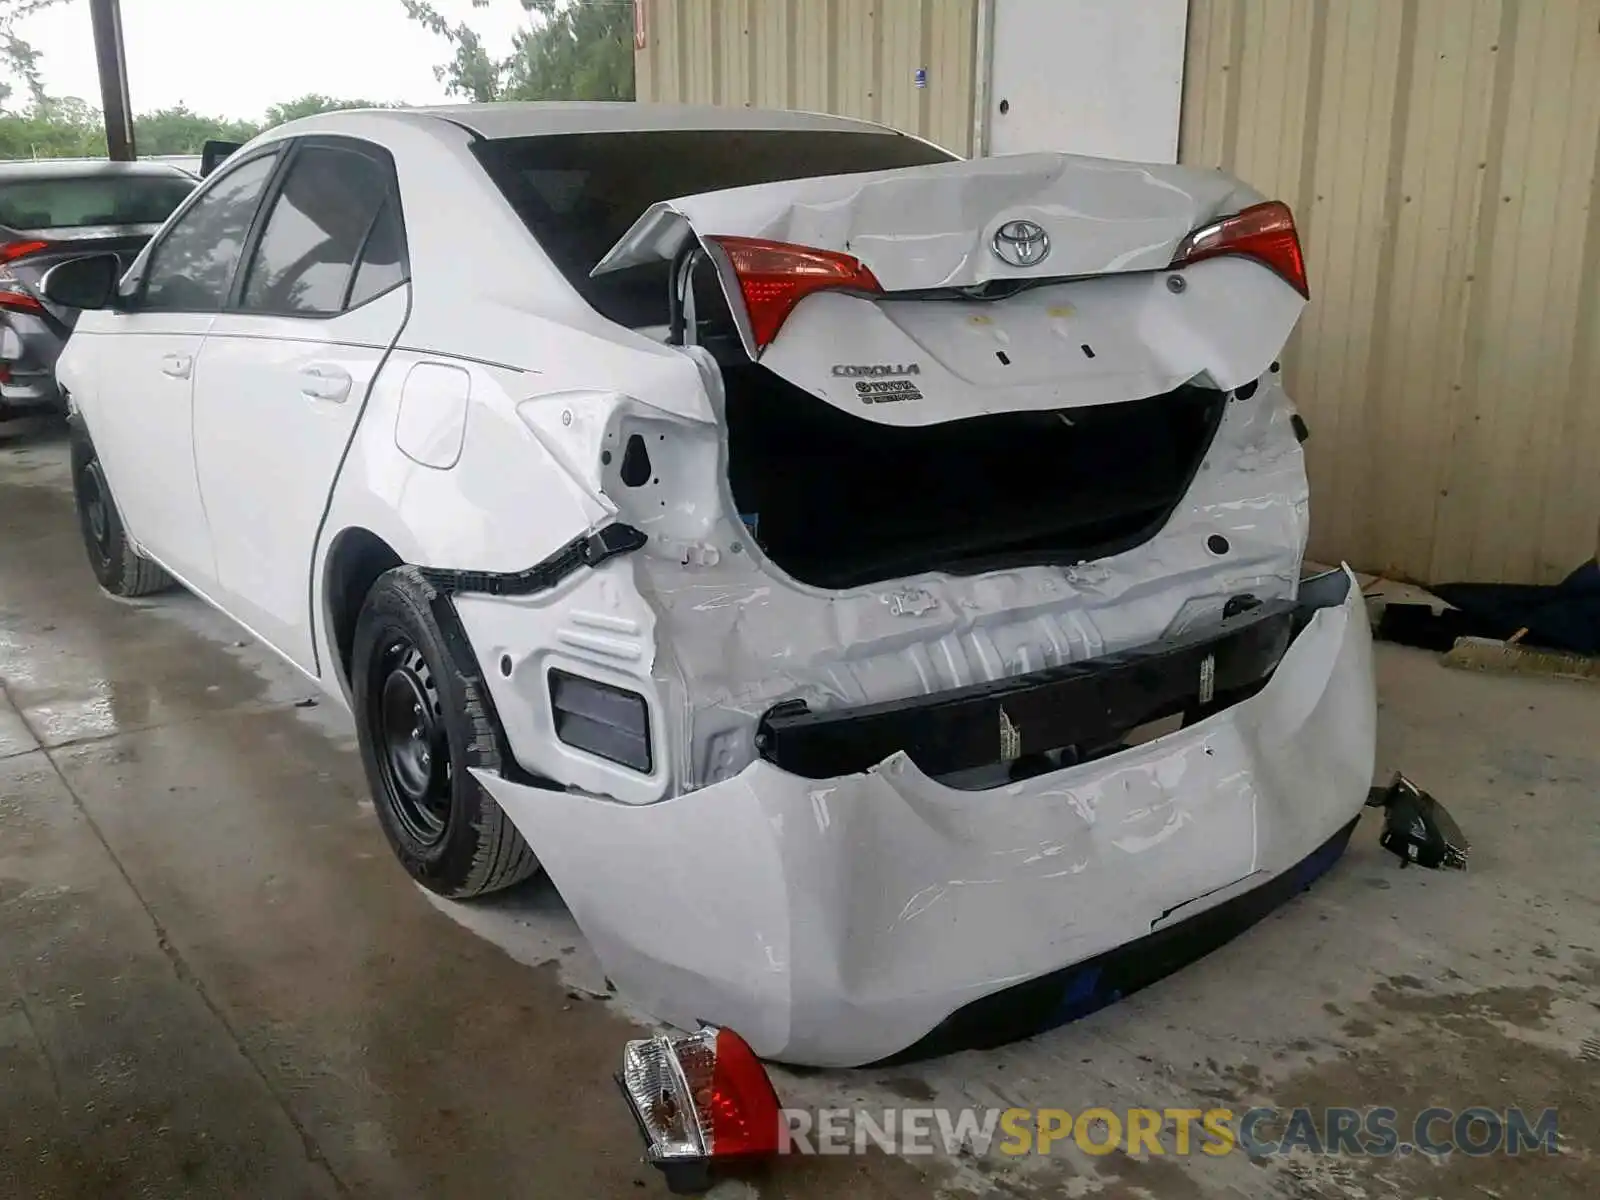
[992, 219, 1051, 268]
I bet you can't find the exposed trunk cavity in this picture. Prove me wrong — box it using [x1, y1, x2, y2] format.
[722, 362, 1226, 590]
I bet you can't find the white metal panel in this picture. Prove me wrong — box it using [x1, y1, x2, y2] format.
[475, 573, 1373, 1067]
[986, 0, 1189, 160]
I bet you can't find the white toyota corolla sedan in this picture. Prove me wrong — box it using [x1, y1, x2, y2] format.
[49, 103, 1375, 1067]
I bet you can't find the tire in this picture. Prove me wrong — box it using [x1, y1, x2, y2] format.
[351, 566, 540, 898]
[71, 437, 173, 598]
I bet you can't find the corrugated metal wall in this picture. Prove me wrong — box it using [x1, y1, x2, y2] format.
[1183, 0, 1600, 584]
[637, 0, 1600, 583]
[633, 0, 979, 155]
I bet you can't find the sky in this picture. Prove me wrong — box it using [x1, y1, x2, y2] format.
[11, 0, 531, 120]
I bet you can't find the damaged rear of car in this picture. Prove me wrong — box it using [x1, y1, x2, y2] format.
[442, 124, 1375, 1067]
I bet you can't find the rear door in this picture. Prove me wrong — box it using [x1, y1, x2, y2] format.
[191, 136, 409, 675]
[81, 151, 280, 587]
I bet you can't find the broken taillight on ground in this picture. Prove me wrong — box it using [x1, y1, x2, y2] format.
[618, 1025, 782, 1194]
[1367, 772, 1469, 869]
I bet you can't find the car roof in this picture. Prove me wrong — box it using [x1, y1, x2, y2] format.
[0, 158, 196, 180]
[291, 101, 899, 142]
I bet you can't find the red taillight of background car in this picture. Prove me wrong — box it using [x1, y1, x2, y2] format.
[1170, 200, 1308, 298]
[0, 290, 45, 313]
[619, 1025, 782, 1190]
[707, 235, 883, 352]
[0, 239, 51, 264]
[0, 239, 52, 313]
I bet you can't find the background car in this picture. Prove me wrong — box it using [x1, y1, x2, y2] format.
[0, 158, 195, 419]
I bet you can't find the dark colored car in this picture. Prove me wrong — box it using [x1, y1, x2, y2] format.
[0, 159, 196, 419]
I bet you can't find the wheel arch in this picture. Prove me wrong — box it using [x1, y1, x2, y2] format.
[66, 407, 139, 551]
[321, 525, 404, 702]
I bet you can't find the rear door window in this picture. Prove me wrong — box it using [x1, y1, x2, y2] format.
[344, 196, 406, 309]
[238, 143, 398, 316]
[142, 152, 278, 312]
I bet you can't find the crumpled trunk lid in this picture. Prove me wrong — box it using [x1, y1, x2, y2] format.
[593, 152, 1305, 422]
[594, 151, 1263, 288]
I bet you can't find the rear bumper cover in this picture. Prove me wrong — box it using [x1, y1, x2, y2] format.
[474, 568, 1375, 1067]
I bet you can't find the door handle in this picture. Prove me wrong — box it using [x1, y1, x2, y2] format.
[160, 353, 192, 379]
[300, 363, 352, 403]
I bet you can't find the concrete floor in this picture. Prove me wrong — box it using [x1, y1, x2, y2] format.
[1, 415, 1595, 1199]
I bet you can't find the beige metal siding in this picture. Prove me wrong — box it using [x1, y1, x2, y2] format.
[1184, 0, 1600, 584]
[634, 0, 979, 155]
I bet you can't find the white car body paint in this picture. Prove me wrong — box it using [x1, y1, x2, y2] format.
[459, 366, 1310, 803]
[395, 361, 471, 470]
[475, 570, 1373, 1067]
[55, 103, 1374, 1067]
[595, 154, 1291, 394]
[67, 310, 217, 584]
[196, 288, 410, 673]
[594, 150, 1260, 286]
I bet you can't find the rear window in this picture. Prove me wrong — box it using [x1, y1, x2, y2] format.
[473, 129, 956, 326]
[0, 173, 196, 231]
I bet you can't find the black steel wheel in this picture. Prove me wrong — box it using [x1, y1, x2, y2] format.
[371, 637, 452, 847]
[78, 458, 115, 566]
[351, 566, 540, 898]
[69, 429, 173, 598]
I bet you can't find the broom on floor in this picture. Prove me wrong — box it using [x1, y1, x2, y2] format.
[1442, 531, 1600, 682]
[1443, 631, 1600, 682]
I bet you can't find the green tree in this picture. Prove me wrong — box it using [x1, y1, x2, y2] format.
[263, 94, 385, 127]
[0, 0, 67, 112]
[135, 105, 258, 155]
[0, 0, 408, 160]
[402, 0, 633, 102]
[0, 100, 98, 158]
[505, 0, 634, 101]
[401, 0, 502, 102]
[0, 90, 385, 161]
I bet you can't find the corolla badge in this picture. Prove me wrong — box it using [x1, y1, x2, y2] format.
[992, 219, 1051, 268]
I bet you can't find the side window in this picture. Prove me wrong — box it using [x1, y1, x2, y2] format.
[142, 153, 277, 312]
[240, 145, 396, 316]
[345, 198, 406, 309]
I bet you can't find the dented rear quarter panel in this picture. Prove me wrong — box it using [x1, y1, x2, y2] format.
[310, 322, 713, 704]
[314, 133, 1311, 807]
[449, 362, 1308, 804]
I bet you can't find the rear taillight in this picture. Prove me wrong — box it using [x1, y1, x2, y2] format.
[619, 1026, 782, 1191]
[1170, 200, 1308, 298]
[0, 239, 50, 264]
[0, 239, 52, 314]
[0, 290, 44, 313]
[707, 235, 883, 352]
